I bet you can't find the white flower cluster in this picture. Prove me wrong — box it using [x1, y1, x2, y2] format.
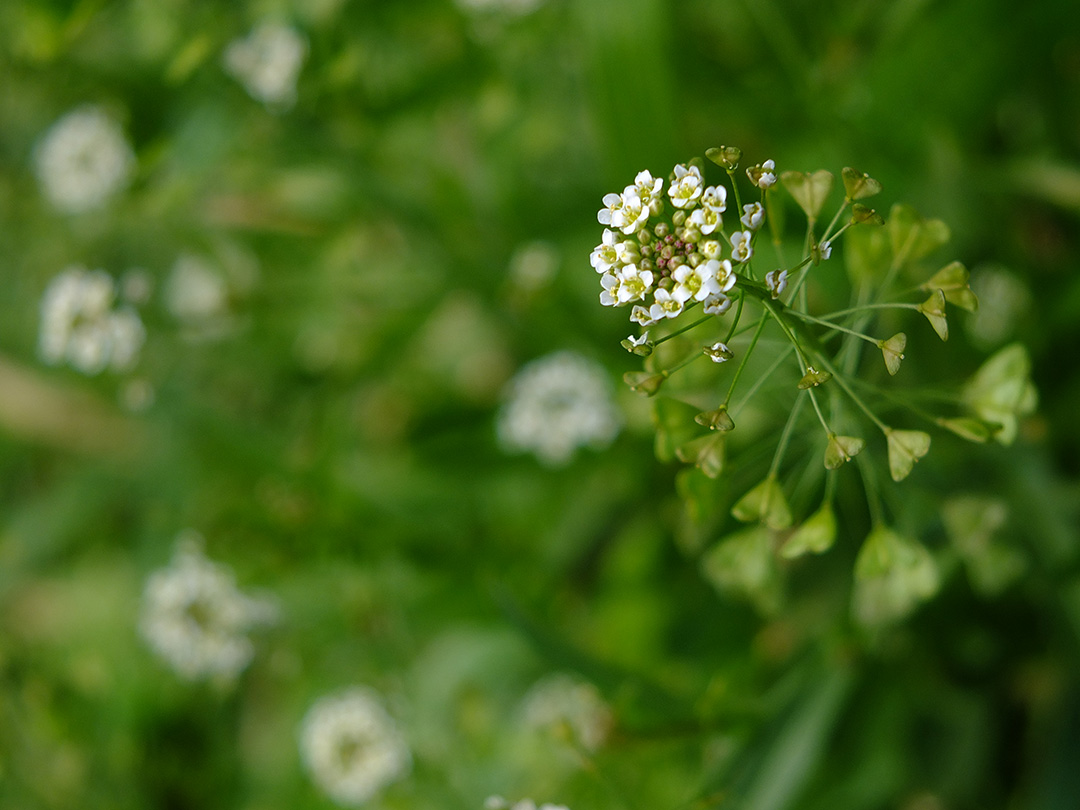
[497, 351, 622, 466]
[139, 537, 276, 682]
[224, 22, 307, 108]
[591, 162, 771, 329]
[485, 798, 569, 810]
[39, 266, 145, 375]
[299, 687, 412, 807]
[521, 673, 612, 752]
[34, 105, 135, 213]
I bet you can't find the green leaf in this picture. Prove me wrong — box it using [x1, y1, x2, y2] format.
[732, 475, 793, 529]
[842, 167, 882, 200]
[888, 203, 951, 265]
[781, 502, 837, 558]
[884, 428, 931, 482]
[781, 170, 834, 220]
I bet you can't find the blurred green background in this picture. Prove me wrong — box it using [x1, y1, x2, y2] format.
[1, 0, 1079, 808]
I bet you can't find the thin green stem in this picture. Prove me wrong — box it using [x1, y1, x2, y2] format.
[766, 188, 788, 268]
[786, 310, 881, 345]
[654, 313, 711, 345]
[807, 386, 831, 433]
[768, 391, 806, 480]
[726, 168, 744, 218]
[815, 356, 888, 432]
[723, 293, 746, 343]
[732, 344, 795, 415]
[820, 200, 850, 244]
[723, 312, 768, 408]
[820, 302, 920, 321]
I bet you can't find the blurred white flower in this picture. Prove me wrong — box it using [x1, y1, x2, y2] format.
[508, 241, 560, 293]
[522, 673, 612, 752]
[224, 22, 307, 107]
[299, 687, 412, 807]
[34, 105, 135, 213]
[39, 266, 145, 375]
[497, 351, 622, 466]
[455, 0, 545, 16]
[486, 798, 570, 810]
[165, 254, 229, 325]
[139, 535, 276, 682]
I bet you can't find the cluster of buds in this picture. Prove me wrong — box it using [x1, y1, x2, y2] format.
[589, 146, 1037, 625]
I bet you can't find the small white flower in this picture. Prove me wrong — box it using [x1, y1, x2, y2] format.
[667, 163, 703, 209]
[704, 341, 733, 363]
[819, 240, 832, 260]
[672, 263, 721, 303]
[613, 191, 649, 235]
[615, 239, 640, 266]
[765, 269, 789, 299]
[487, 799, 570, 810]
[39, 266, 145, 375]
[649, 288, 684, 321]
[630, 305, 657, 327]
[497, 352, 622, 466]
[166, 254, 228, 324]
[34, 106, 135, 214]
[300, 687, 411, 807]
[730, 230, 753, 263]
[703, 293, 733, 316]
[615, 264, 654, 304]
[741, 202, 765, 230]
[701, 185, 728, 213]
[597, 192, 623, 226]
[224, 22, 307, 108]
[140, 535, 276, 682]
[748, 159, 776, 189]
[703, 258, 737, 294]
[599, 271, 621, 307]
[590, 229, 619, 274]
[625, 332, 650, 347]
[522, 673, 613, 752]
[700, 240, 723, 260]
[688, 205, 722, 235]
[631, 170, 663, 205]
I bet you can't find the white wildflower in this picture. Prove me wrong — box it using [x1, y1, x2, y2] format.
[630, 305, 657, 327]
[615, 263, 654, 304]
[39, 266, 145, 375]
[599, 271, 620, 307]
[704, 341, 733, 363]
[300, 687, 411, 807]
[704, 258, 737, 294]
[748, 159, 776, 189]
[165, 254, 229, 325]
[455, 0, 545, 15]
[508, 241, 560, 292]
[701, 185, 728, 213]
[522, 673, 612, 752]
[688, 205, 722, 235]
[224, 22, 307, 108]
[672, 263, 721, 303]
[34, 105, 135, 213]
[614, 191, 648, 235]
[700, 240, 723, 260]
[630, 170, 663, 206]
[625, 332, 650, 348]
[597, 192, 623, 227]
[649, 287, 684, 321]
[741, 202, 765, 230]
[486, 798, 570, 810]
[818, 240, 832, 261]
[497, 352, 622, 466]
[590, 229, 619, 274]
[139, 535, 276, 682]
[668, 163, 703, 209]
[703, 292, 732, 316]
[765, 269, 788, 299]
[730, 230, 753, 263]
